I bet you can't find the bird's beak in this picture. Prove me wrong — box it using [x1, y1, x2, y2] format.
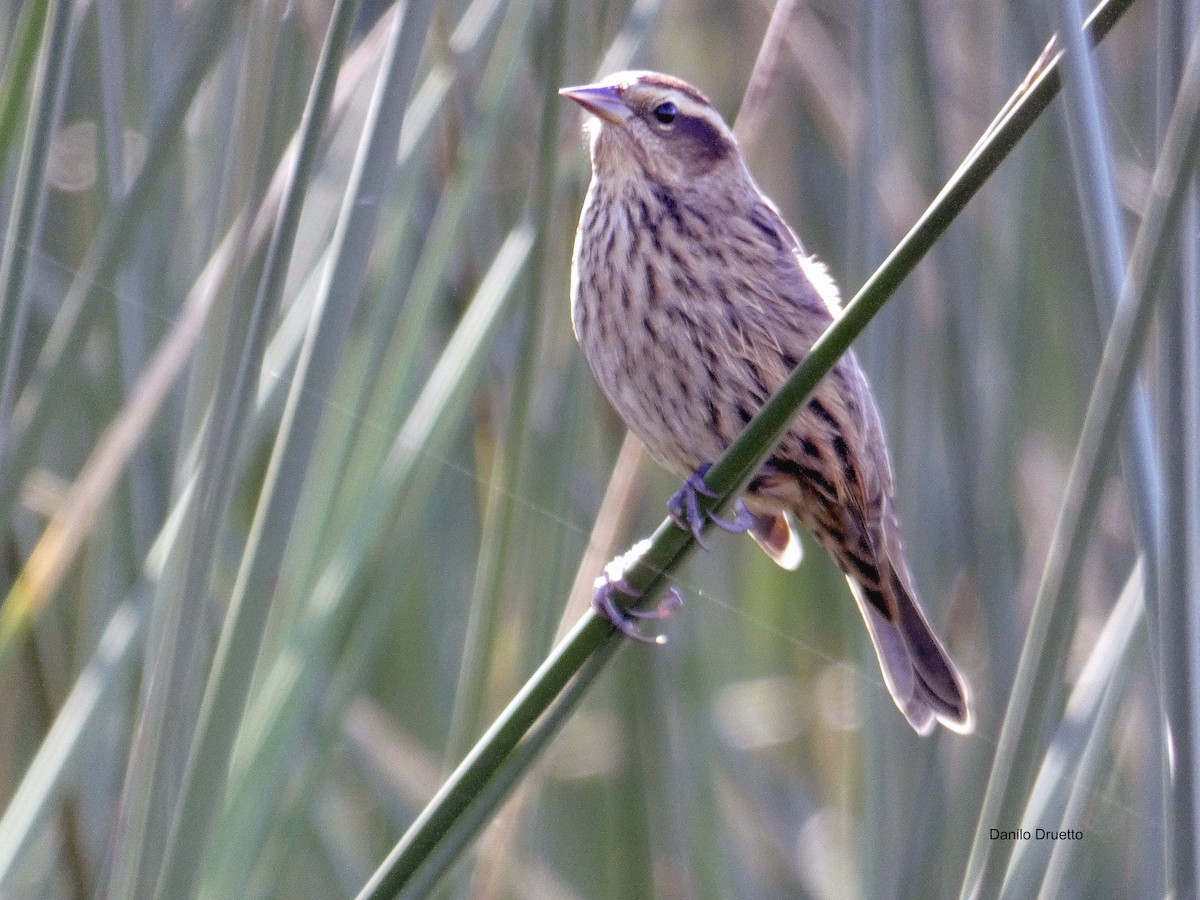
[559, 83, 632, 124]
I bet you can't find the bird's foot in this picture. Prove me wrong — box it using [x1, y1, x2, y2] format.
[667, 464, 755, 547]
[592, 539, 683, 644]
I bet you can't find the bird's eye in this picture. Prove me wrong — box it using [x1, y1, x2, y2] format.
[652, 102, 678, 125]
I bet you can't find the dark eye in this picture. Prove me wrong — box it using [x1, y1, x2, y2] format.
[652, 101, 678, 125]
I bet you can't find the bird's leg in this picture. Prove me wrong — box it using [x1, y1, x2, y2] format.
[592, 538, 683, 644]
[668, 464, 755, 546]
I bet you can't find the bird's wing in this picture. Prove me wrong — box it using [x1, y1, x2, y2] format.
[752, 194, 844, 316]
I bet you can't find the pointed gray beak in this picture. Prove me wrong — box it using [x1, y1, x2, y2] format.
[559, 83, 633, 124]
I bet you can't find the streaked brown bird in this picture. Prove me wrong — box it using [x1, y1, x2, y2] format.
[561, 70, 971, 736]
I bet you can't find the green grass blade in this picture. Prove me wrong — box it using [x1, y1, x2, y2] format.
[354, 2, 1137, 894]
[0, 0, 50, 163]
[0, 0, 238, 574]
[1156, 32, 1200, 900]
[205, 223, 533, 896]
[148, 4, 437, 898]
[0, 597, 143, 887]
[1053, 0, 1162, 607]
[100, 3, 373, 895]
[443, 0, 571, 767]
[0, 0, 70, 429]
[960, 20, 1200, 897]
[1033, 563, 1144, 899]
[0, 0, 1177, 895]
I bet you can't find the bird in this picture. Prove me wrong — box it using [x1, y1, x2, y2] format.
[560, 70, 972, 736]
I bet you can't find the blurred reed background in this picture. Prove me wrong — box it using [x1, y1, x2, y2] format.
[0, 0, 1191, 897]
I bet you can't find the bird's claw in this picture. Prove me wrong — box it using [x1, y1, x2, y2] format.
[593, 574, 683, 645]
[668, 464, 754, 546]
[709, 502, 756, 534]
[592, 541, 683, 644]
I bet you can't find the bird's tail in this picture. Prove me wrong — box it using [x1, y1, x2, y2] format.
[748, 505, 971, 735]
[847, 556, 972, 735]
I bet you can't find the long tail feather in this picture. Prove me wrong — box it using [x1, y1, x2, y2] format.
[848, 563, 972, 735]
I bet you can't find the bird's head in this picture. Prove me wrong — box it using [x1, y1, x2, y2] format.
[560, 71, 742, 187]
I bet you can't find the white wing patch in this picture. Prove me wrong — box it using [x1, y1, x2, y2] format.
[798, 253, 843, 317]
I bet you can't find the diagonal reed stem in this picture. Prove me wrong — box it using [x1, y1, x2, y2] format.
[355, 0, 1137, 896]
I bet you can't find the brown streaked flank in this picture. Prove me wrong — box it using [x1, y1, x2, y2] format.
[562, 70, 972, 736]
